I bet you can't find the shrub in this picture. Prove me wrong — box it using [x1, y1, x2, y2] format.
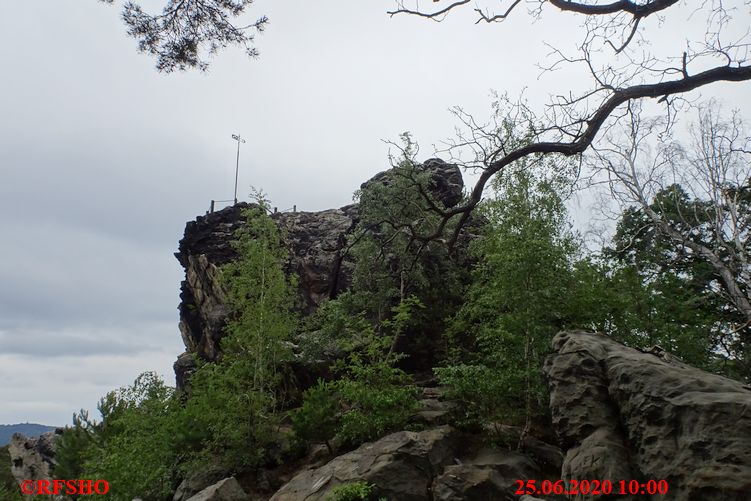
[325, 481, 377, 501]
[290, 379, 340, 454]
[293, 299, 419, 449]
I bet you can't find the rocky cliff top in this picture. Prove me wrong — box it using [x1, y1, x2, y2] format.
[173, 159, 464, 386]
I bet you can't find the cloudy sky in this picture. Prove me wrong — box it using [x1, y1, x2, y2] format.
[1, 1, 749, 426]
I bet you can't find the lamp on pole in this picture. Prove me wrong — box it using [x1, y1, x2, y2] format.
[231, 133, 246, 205]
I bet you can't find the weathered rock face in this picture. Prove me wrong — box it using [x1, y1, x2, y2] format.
[8, 431, 60, 486]
[544, 330, 751, 500]
[175, 203, 357, 364]
[185, 477, 249, 501]
[173, 464, 230, 501]
[173, 160, 464, 386]
[269, 425, 562, 501]
[274, 206, 359, 313]
[431, 446, 562, 501]
[270, 426, 458, 501]
[360, 158, 465, 209]
[173, 203, 358, 384]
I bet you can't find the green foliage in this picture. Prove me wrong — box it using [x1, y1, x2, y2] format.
[294, 298, 419, 449]
[54, 422, 91, 481]
[335, 369, 416, 446]
[0, 445, 22, 501]
[345, 133, 469, 369]
[332, 298, 419, 445]
[325, 481, 378, 501]
[296, 293, 371, 362]
[0, 484, 23, 501]
[597, 183, 751, 379]
[290, 380, 340, 454]
[54, 204, 300, 498]
[438, 161, 582, 435]
[58, 372, 181, 501]
[180, 203, 298, 468]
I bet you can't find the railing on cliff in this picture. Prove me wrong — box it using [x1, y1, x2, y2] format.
[208, 199, 297, 215]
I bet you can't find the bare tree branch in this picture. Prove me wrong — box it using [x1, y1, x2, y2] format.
[435, 64, 751, 248]
[589, 101, 751, 322]
[387, 0, 751, 250]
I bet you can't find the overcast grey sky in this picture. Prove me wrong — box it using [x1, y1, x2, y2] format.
[1, 1, 749, 426]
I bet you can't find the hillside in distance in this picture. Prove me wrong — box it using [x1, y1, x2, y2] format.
[0, 423, 57, 446]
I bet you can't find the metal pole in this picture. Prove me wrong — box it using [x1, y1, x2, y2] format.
[231, 134, 246, 205]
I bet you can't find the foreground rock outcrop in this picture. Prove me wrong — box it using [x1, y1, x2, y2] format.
[271, 426, 457, 501]
[185, 477, 248, 501]
[544, 330, 751, 500]
[173, 465, 230, 501]
[270, 425, 562, 501]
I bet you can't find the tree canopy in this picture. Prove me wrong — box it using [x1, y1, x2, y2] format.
[100, 0, 267, 72]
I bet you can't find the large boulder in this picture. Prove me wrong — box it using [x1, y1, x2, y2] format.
[543, 330, 751, 500]
[173, 464, 230, 501]
[431, 449, 559, 501]
[270, 425, 563, 501]
[185, 477, 249, 501]
[270, 426, 458, 501]
[360, 158, 464, 209]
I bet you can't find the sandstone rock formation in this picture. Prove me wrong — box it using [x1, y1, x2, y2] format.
[431, 448, 560, 501]
[265, 332, 751, 500]
[173, 159, 464, 387]
[171, 158, 751, 500]
[185, 477, 249, 501]
[360, 158, 464, 209]
[543, 330, 751, 500]
[270, 426, 458, 501]
[173, 464, 230, 501]
[270, 425, 562, 501]
[8, 431, 59, 486]
[173, 202, 357, 383]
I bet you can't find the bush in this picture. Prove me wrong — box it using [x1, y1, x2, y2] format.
[53, 372, 184, 501]
[437, 163, 578, 439]
[180, 203, 299, 469]
[326, 481, 377, 501]
[290, 379, 340, 454]
[293, 300, 419, 449]
[335, 365, 416, 446]
[0, 446, 23, 500]
[0, 484, 23, 501]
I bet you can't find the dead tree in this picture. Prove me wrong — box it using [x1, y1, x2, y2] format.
[588, 100, 751, 324]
